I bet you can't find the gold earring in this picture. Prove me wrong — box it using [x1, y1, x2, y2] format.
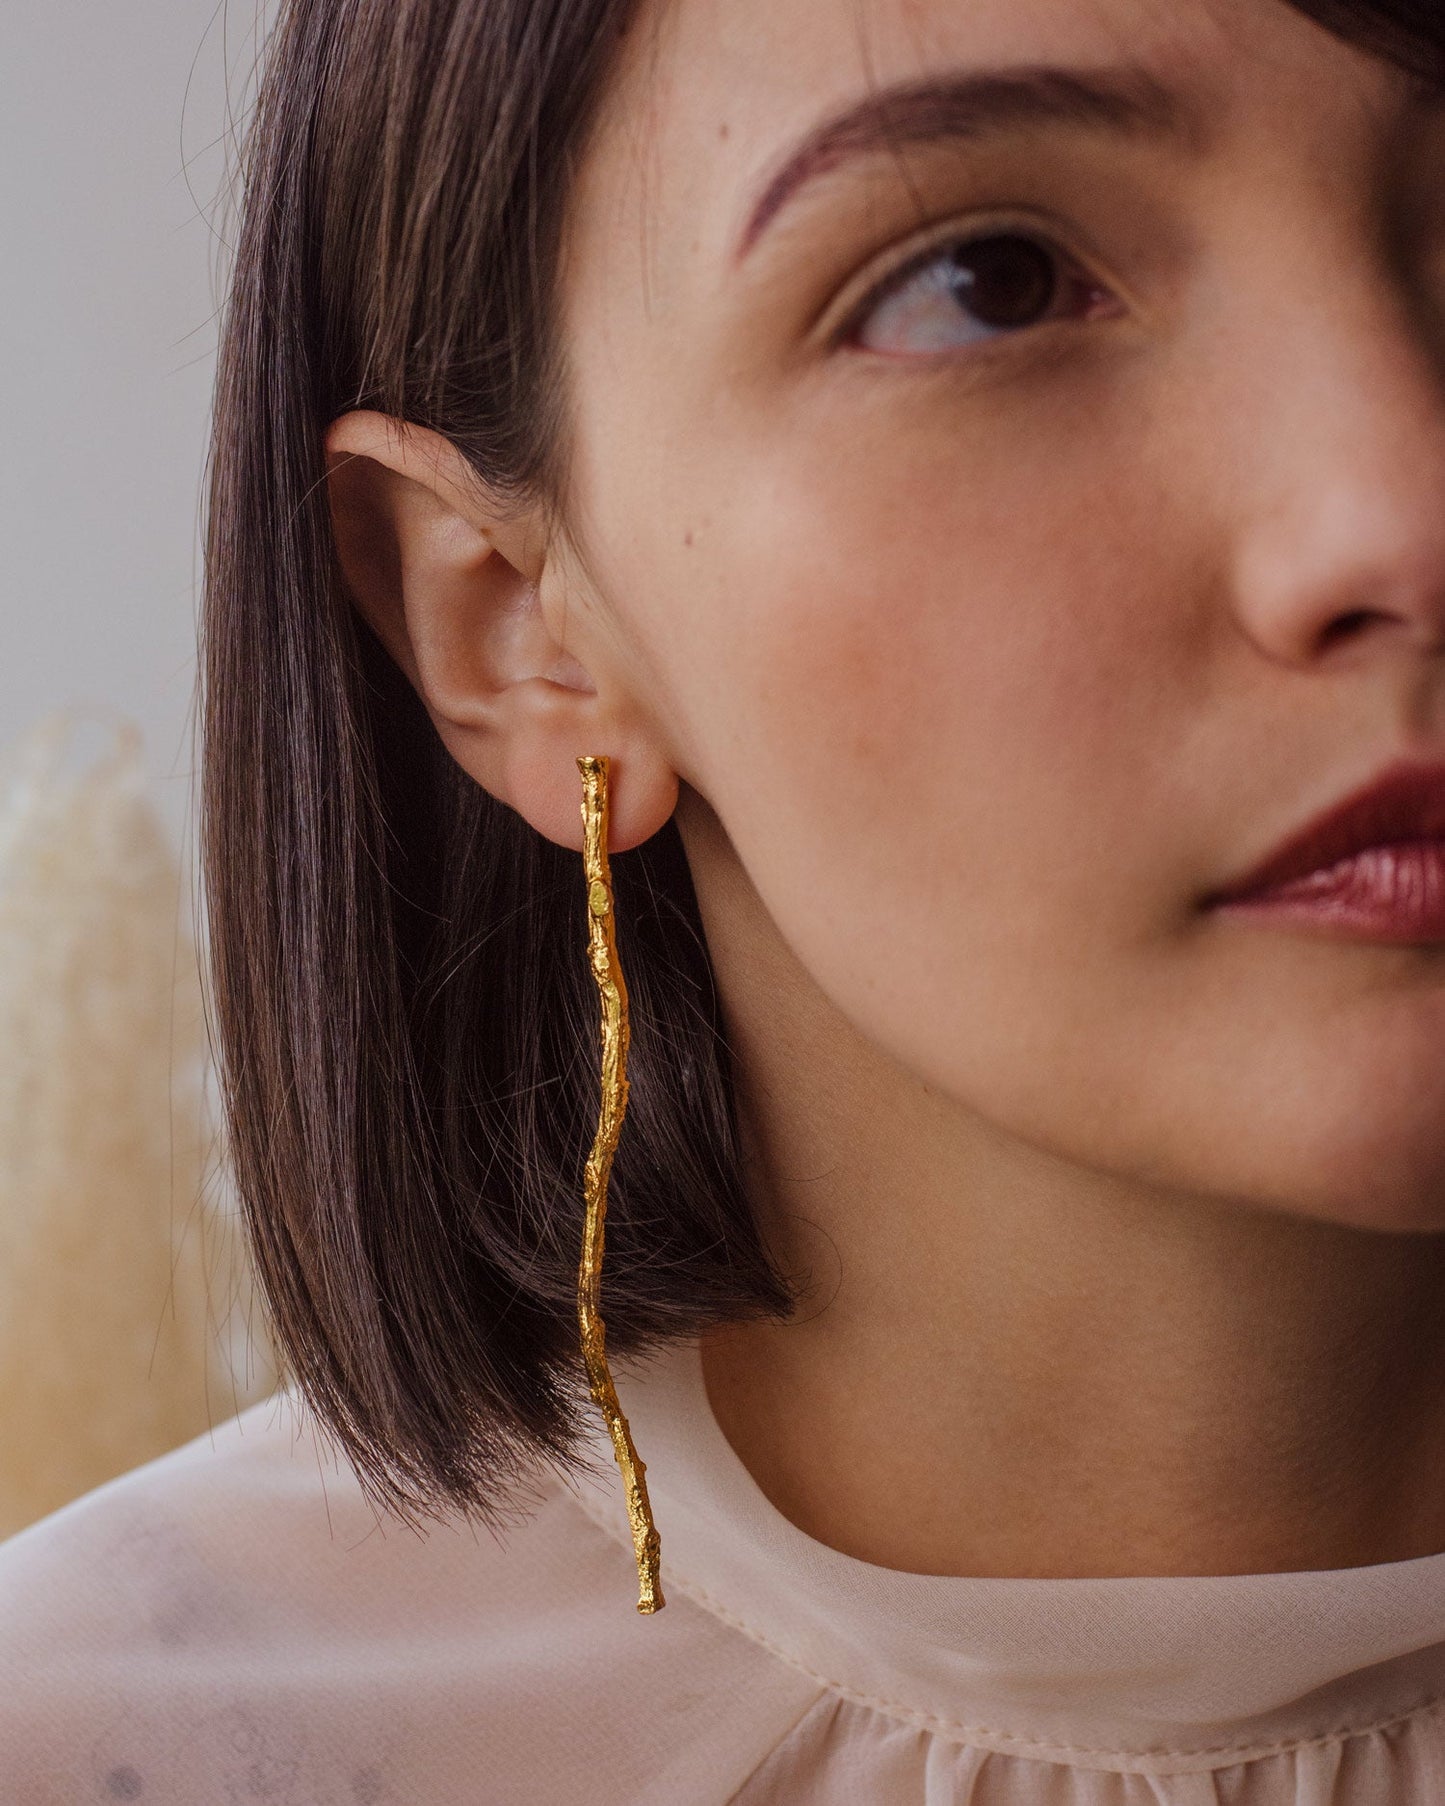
[576, 754, 664, 1614]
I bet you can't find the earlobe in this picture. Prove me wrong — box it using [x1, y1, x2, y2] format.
[323, 410, 679, 853]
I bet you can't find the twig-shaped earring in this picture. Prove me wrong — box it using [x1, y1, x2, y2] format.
[576, 754, 664, 1614]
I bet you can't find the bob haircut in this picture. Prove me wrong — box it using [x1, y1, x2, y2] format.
[203, 0, 1445, 1530]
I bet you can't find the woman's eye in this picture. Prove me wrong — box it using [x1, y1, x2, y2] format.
[848, 229, 1108, 356]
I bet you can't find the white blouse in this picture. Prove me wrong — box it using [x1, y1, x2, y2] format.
[4, 1333, 1445, 1803]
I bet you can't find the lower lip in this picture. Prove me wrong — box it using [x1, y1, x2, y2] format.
[1210, 840, 1445, 942]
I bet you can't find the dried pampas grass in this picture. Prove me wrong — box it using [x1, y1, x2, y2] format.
[0, 713, 278, 1539]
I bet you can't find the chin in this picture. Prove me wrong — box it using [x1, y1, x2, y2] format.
[1255, 1130, 1445, 1237]
[1213, 1004, 1445, 1235]
[1289, 1193, 1445, 1237]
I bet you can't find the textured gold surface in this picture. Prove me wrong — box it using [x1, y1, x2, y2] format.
[576, 754, 665, 1614]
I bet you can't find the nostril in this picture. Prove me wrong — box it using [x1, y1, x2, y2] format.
[1320, 608, 1385, 650]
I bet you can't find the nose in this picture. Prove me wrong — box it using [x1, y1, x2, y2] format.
[1226, 250, 1445, 671]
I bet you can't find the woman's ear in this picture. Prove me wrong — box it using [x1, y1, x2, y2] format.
[324, 410, 677, 852]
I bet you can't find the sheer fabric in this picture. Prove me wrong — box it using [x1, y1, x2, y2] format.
[4, 1336, 1445, 1802]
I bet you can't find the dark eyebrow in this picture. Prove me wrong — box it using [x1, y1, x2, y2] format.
[734, 64, 1202, 264]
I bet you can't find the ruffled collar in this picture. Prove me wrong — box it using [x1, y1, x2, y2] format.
[566, 1337, 1445, 1767]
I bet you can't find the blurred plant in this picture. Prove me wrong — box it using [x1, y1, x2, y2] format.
[0, 711, 278, 1539]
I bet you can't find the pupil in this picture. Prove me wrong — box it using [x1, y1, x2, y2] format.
[947, 235, 1057, 328]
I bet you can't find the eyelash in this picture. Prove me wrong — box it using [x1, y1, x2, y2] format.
[835, 221, 1114, 355]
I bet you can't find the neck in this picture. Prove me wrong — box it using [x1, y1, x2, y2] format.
[678, 789, 1445, 1579]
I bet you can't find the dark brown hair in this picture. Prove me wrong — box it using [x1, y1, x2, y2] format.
[202, 0, 1445, 1530]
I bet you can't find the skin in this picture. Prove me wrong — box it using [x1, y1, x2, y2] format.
[326, 0, 1445, 1577]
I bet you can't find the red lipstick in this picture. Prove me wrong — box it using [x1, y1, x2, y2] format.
[1205, 760, 1445, 942]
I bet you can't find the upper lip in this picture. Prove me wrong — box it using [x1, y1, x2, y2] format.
[1208, 758, 1445, 904]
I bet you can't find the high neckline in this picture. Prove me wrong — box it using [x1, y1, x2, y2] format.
[566, 1336, 1445, 1769]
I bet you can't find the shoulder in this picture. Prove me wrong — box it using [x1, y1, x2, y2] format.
[0, 1386, 822, 1805]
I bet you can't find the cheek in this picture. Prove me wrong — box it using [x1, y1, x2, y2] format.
[587, 377, 1445, 1231]
[664, 418, 1187, 994]
[609, 418, 1199, 1166]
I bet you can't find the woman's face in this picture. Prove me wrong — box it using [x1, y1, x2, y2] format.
[550, 0, 1445, 1232]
